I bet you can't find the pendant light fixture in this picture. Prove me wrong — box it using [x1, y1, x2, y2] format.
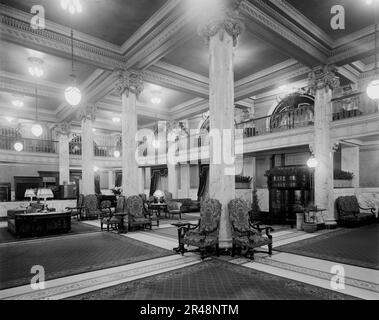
[367, 0, 379, 100]
[65, 29, 82, 106]
[31, 88, 43, 137]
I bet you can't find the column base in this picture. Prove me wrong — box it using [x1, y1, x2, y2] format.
[325, 220, 338, 229]
[218, 239, 232, 249]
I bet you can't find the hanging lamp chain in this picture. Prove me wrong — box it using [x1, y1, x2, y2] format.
[35, 87, 38, 121]
[375, 2, 379, 75]
[71, 28, 75, 75]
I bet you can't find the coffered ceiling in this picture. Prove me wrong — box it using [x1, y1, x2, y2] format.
[0, 0, 377, 130]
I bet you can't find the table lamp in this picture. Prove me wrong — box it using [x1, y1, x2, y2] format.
[153, 190, 165, 203]
[24, 189, 36, 202]
[37, 188, 54, 212]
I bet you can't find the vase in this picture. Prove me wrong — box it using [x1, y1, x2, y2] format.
[302, 222, 317, 233]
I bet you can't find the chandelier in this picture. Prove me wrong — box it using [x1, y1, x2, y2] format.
[367, 0, 379, 100]
[65, 29, 82, 106]
[61, 0, 82, 15]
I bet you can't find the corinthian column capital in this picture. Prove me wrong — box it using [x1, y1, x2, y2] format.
[55, 122, 71, 137]
[78, 104, 97, 122]
[198, 0, 244, 47]
[114, 69, 144, 97]
[308, 65, 340, 93]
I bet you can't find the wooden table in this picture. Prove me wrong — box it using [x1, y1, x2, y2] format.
[149, 203, 167, 219]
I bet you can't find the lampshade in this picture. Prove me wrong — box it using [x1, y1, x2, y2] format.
[307, 156, 319, 169]
[153, 190, 165, 199]
[37, 188, 54, 199]
[31, 124, 43, 137]
[24, 189, 36, 198]
[64, 86, 82, 106]
[366, 79, 379, 100]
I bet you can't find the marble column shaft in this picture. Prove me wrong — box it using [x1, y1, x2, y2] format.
[200, 5, 244, 248]
[115, 70, 144, 197]
[79, 105, 96, 195]
[58, 133, 70, 185]
[309, 66, 340, 223]
[180, 163, 191, 198]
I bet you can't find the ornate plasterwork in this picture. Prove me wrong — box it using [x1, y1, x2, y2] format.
[114, 69, 144, 97]
[198, 2, 245, 47]
[55, 122, 71, 137]
[77, 104, 97, 122]
[308, 65, 340, 93]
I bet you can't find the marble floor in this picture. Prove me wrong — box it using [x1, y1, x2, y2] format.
[1, 218, 378, 300]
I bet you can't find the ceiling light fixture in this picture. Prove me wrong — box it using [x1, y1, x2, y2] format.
[14, 141, 24, 152]
[112, 117, 121, 123]
[151, 97, 162, 105]
[5, 116, 14, 123]
[94, 166, 99, 172]
[61, 0, 82, 15]
[31, 88, 43, 137]
[113, 150, 121, 158]
[307, 156, 319, 169]
[12, 100, 24, 108]
[28, 57, 44, 78]
[65, 29, 82, 106]
[367, 0, 379, 100]
[92, 128, 97, 133]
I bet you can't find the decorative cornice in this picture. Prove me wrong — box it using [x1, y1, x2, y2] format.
[77, 104, 97, 122]
[198, 3, 245, 47]
[308, 65, 340, 93]
[114, 69, 144, 97]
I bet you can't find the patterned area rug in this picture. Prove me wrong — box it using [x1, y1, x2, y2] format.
[0, 221, 100, 244]
[275, 224, 379, 270]
[69, 259, 357, 300]
[0, 232, 173, 290]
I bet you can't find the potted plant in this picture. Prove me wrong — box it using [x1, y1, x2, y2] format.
[334, 170, 354, 188]
[249, 189, 261, 222]
[235, 175, 252, 189]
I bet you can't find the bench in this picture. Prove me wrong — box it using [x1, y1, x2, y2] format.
[335, 196, 376, 227]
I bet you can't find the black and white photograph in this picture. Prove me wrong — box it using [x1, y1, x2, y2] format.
[0, 0, 378, 308]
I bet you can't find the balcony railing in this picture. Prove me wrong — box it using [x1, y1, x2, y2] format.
[0, 136, 58, 153]
[236, 105, 314, 138]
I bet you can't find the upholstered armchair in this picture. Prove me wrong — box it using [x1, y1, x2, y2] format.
[182, 198, 221, 259]
[336, 196, 376, 227]
[66, 194, 85, 220]
[101, 196, 127, 231]
[167, 201, 182, 219]
[127, 195, 152, 231]
[81, 194, 102, 220]
[229, 198, 273, 260]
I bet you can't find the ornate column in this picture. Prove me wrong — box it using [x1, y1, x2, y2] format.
[56, 122, 71, 185]
[180, 163, 191, 198]
[199, 1, 244, 248]
[115, 69, 144, 196]
[308, 65, 340, 227]
[78, 104, 97, 195]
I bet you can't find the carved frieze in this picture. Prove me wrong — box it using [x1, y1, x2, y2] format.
[55, 122, 71, 137]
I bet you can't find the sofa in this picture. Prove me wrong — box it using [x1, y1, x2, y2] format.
[173, 198, 200, 213]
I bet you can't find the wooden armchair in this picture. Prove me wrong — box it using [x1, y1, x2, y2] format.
[66, 194, 85, 220]
[229, 198, 273, 260]
[127, 195, 152, 231]
[101, 196, 127, 231]
[81, 194, 102, 220]
[182, 198, 221, 259]
[336, 196, 376, 227]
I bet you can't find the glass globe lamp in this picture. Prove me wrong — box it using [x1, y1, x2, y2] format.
[366, 79, 379, 100]
[31, 124, 43, 137]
